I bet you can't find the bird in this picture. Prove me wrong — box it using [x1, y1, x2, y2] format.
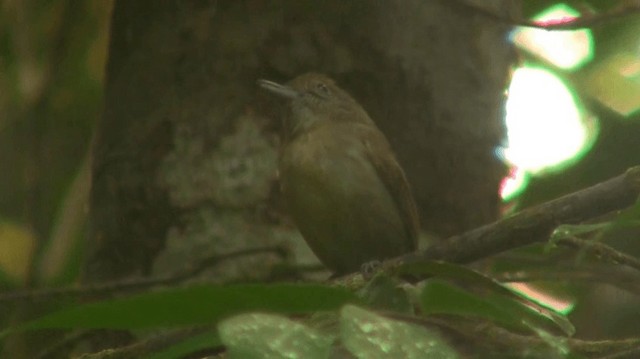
[258, 73, 419, 274]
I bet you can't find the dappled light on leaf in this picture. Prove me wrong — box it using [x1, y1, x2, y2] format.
[340, 305, 459, 359]
[219, 313, 333, 359]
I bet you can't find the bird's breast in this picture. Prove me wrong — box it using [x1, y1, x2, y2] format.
[279, 127, 377, 195]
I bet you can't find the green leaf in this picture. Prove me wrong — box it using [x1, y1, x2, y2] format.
[396, 261, 574, 336]
[219, 313, 333, 359]
[420, 280, 573, 337]
[551, 200, 640, 244]
[340, 305, 459, 359]
[4, 284, 358, 334]
[145, 331, 221, 359]
[0, 265, 17, 287]
[421, 280, 515, 324]
[396, 260, 519, 292]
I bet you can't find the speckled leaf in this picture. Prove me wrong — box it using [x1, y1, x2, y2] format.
[340, 305, 459, 359]
[219, 313, 333, 359]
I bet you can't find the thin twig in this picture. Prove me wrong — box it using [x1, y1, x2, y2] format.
[599, 344, 640, 359]
[398, 166, 640, 267]
[446, 0, 640, 30]
[558, 236, 640, 273]
[494, 266, 640, 295]
[0, 245, 287, 303]
[385, 312, 640, 358]
[75, 326, 215, 359]
[36, 330, 97, 359]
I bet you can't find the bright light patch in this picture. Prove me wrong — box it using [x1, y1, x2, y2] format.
[500, 166, 528, 201]
[507, 283, 575, 315]
[0, 221, 35, 284]
[505, 67, 591, 173]
[512, 4, 594, 70]
[584, 53, 640, 116]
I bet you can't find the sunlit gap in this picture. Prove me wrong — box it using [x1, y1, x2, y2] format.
[500, 3, 598, 201]
[512, 3, 594, 71]
[500, 66, 597, 201]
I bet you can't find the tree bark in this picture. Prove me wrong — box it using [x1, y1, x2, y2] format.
[86, 0, 516, 285]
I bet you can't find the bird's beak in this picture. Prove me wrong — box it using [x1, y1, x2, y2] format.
[257, 79, 300, 99]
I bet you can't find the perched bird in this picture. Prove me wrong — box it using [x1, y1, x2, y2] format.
[258, 73, 419, 274]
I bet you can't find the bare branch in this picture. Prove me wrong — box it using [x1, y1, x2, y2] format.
[75, 326, 214, 359]
[446, 0, 640, 30]
[0, 245, 287, 303]
[399, 166, 640, 266]
[558, 236, 640, 273]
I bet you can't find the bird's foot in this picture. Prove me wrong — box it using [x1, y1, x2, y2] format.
[360, 260, 383, 280]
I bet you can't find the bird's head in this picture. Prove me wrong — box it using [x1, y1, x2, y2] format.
[258, 73, 373, 139]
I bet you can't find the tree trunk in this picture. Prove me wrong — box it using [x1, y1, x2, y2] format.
[86, 0, 515, 286]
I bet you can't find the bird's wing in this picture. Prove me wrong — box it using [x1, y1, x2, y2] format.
[360, 124, 420, 250]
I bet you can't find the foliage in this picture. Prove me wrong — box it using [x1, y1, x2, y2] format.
[2, 0, 640, 358]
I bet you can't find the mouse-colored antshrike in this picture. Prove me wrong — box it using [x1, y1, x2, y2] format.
[259, 73, 419, 274]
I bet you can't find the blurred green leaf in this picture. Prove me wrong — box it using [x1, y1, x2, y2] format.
[0, 220, 35, 284]
[599, 198, 640, 235]
[396, 260, 574, 336]
[421, 279, 513, 323]
[396, 260, 504, 287]
[532, 325, 571, 358]
[145, 331, 221, 359]
[0, 265, 17, 288]
[421, 280, 573, 337]
[3, 284, 358, 334]
[551, 199, 640, 244]
[340, 305, 459, 359]
[219, 313, 333, 359]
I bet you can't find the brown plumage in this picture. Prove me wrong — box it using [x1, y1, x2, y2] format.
[259, 73, 419, 274]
